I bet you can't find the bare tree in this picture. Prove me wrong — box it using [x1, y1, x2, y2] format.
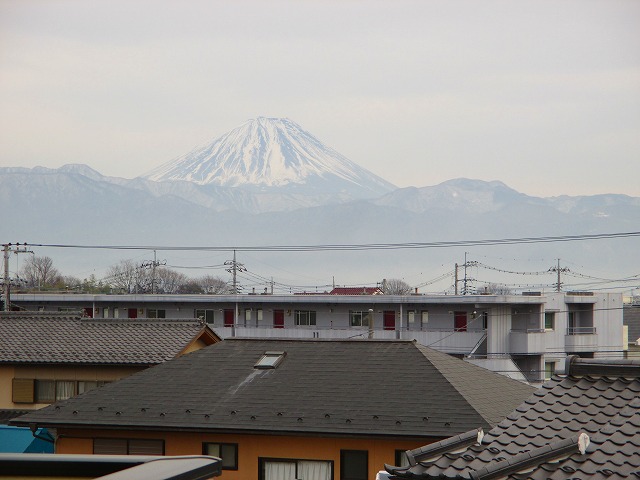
[105, 260, 152, 293]
[195, 275, 232, 294]
[20, 256, 62, 290]
[154, 268, 187, 294]
[178, 279, 206, 294]
[382, 278, 413, 295]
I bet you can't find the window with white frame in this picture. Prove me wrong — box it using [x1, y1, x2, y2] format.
[195, 309, 214, 323]
[245, 308, 252, 323]
[260, 458, 332, 480]
[147, 309, 165, 319]
[295, 310, 316, 326]
[256, 308, 263, 322]
[349, 311, 369, 327]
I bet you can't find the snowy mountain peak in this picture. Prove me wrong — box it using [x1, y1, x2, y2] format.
[141, 117, 395, 196]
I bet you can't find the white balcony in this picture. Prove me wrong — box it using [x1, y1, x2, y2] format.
[509, 329, 547, 354]
[565, 327, 598, 352]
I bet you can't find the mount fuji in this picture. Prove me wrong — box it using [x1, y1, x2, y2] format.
[1, 117, 639, 284]
[142, 117, 395, 200]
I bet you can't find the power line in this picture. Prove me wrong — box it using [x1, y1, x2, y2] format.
[24, 231, 640, 253]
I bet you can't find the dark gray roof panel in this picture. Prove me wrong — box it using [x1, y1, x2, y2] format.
[386, 358, 640, 479]
[0, 313, 211, 365]
[12, 339, 536, 439]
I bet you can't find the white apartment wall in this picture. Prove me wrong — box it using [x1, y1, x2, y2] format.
[593, 292, 624, 357]
[13, 292, 623, 358]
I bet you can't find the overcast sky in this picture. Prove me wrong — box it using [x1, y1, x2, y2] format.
[1, 0, 638, 197]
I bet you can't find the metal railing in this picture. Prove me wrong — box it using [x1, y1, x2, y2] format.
[566, 326, 596, 335]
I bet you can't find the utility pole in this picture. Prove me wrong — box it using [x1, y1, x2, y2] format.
[548, 259, 570, 292]
[463, 252, 468, 295]
[460, 253, 477, 295]
[454, 263, 459, 295]
[2, 244, 8, 311]
[2, 243, 33, 311]
[224, 250, 247, 338]
[140, 250, 166, 294]
[224, 250, 246, 295]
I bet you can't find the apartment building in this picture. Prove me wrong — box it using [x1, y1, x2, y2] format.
[11, 290, 624, 384]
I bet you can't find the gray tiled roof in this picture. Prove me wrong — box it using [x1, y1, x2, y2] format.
[11, 339, 536, 439]
[0, 312, 215, 365]
[385, 357, 640, 479]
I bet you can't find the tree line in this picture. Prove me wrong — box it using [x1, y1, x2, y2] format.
[15, 256, 231, 294]
[14, 255, 454, 296]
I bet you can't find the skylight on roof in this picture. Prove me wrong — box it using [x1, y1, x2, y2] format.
[254, 351, 286, 369]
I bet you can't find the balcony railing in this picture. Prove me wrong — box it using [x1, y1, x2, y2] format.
[566, 326, 596, 335]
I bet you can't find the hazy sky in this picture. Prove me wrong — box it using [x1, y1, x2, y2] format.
[1, 0, 639, 197]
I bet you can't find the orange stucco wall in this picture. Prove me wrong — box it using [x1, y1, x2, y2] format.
[55, 428, 437, 480]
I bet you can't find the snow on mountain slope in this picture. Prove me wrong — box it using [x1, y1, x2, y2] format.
[141, 117, 395, 197]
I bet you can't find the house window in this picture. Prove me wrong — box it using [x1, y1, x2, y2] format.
[195, 309, 214, 324]
[245, 309, 252, 323]
[35, 380, 56, 403]
[544, 361, 556, 381]
[544, 312, 555, 330]
[113, 308, 119, 319]
[103, 307, 110, 318]
[295, 310, 316, 326]
[55, 380, 76, 401]
[94, 438, 164, 455]
[260, 458, 332, 480]
[421, 311, 429, 325]
[257, 308, 263, 322]
[349, 311, 369, 327]
[203, 443, 238, 470]
[14, 379, 109, 404]
[148, 309, 166, 319]
[341, 450, 368, 480]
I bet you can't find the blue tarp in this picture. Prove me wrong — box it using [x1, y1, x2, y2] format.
[0, 425, 54, 453]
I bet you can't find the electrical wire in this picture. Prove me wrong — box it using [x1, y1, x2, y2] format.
[24, 231, 640, 253]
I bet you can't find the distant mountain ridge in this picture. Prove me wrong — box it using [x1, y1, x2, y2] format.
[1, 117, 638, 283]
